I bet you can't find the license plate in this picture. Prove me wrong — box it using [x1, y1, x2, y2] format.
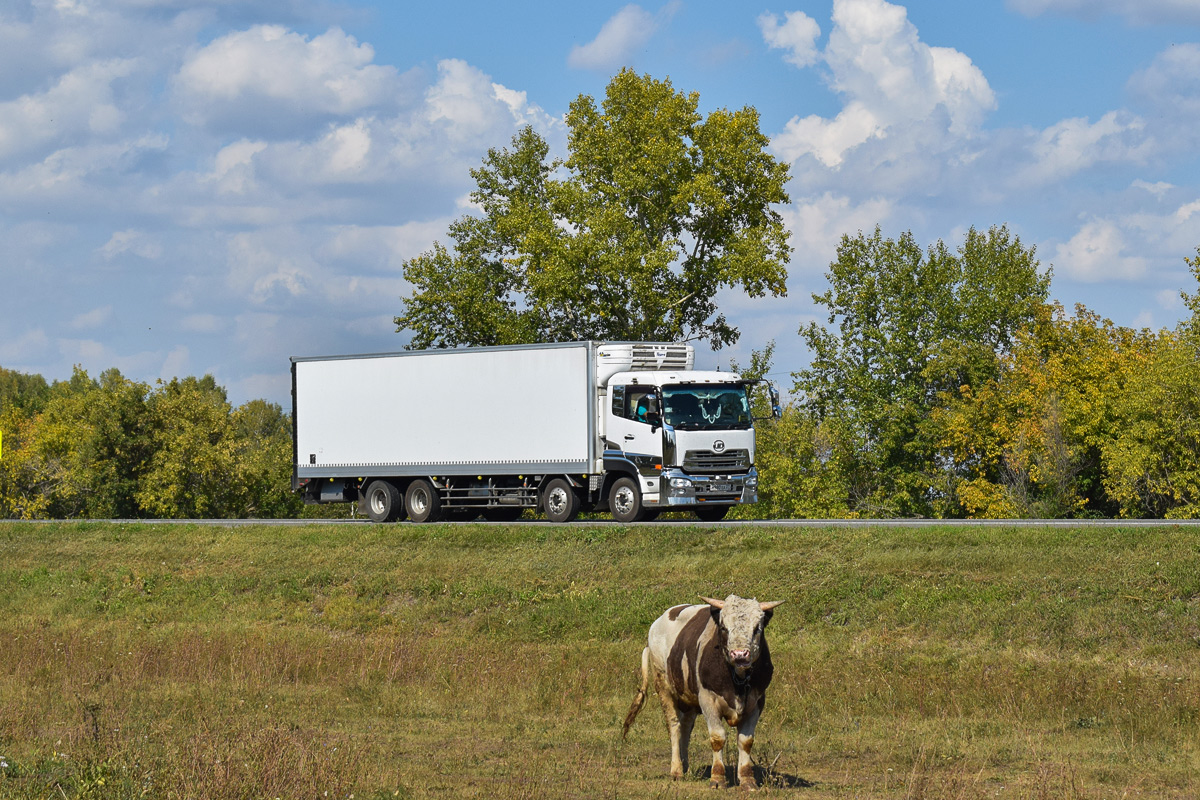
[712, 483, 731, 492]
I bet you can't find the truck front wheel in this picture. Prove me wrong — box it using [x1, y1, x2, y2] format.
[405, 478, 442, 523]
[609, 476, 644, 523]
[543, 478, 580, 523]
[363, 480, 404, 523]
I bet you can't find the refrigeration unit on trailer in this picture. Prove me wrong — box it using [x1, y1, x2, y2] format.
[291, 341, 780, 523]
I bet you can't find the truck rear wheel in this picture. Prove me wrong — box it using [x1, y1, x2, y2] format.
[405, 478, 442, 523]
[364, 480, 404, 523]
[543, 478, 580, 523]
[609, 476, 644, 523]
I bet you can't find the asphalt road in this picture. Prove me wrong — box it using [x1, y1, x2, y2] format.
[9, 517, 1199, 527]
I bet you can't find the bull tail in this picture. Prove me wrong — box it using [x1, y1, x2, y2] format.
[621, 646, 651, 739]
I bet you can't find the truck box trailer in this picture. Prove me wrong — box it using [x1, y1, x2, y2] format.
[291, 341, 779, 523]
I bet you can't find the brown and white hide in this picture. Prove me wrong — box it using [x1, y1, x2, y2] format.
[622, 595, 784, 789]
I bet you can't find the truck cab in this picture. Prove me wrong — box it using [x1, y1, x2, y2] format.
[593, 344, 778, 522]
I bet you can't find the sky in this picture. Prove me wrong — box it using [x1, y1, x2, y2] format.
[2, 0, 1199, 407]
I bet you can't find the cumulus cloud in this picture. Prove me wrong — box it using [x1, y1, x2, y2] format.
[174, 25, 413, 135]
[1019, 110, 1153, 183]
[100, 230, 162, 260]
[1128, 43, 1200, 125]
[0, 58, 136, 162]
[568, 3, 679, 70]
[1055, 219, 1148, 282]
[768, 0, 995, 169]
[759, 10, 822, 68]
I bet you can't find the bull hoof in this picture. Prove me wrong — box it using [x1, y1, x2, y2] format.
[709, 778, 727, 789]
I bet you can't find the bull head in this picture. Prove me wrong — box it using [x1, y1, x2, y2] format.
[702, 595, 784, 670]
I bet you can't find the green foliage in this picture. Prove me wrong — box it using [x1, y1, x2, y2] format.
[396, 69, 791, 350]
[1103, 329, 1200, 518]
[0, 366, 50, 413]
[796, 225, 1050, 517]
[0, 370, 300, 520]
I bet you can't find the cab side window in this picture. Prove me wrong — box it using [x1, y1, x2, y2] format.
[628, 390, 657, 423]
[611, 385, 626, 418]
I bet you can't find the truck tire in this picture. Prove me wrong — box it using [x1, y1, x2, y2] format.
[543, 478, 580, 523]
[695, 505, 730, 522]
[364, 480, 404, 523]
[405, 478, 442, 523]
[609, 476, 644, 523]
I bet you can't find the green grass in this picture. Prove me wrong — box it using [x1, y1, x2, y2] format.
[0, 521, 1198, 798]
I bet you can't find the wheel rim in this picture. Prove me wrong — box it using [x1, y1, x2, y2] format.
[614, 486, 635, 516]
[547, 487, 569, 517]
[411, 488, 429, 515]
[370, 489, 387, 516]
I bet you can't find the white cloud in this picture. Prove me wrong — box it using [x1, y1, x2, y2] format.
[782, 192, 895, 258]
[1019, 110, 1152, 183]
[568, 3, 679, 70]
[0, 58, 136, 161]
[768, 0, 995, 170]
[174, 26, 411, 134]
[0, 328, 51, 364]
[100, 229, 162, 260]
[70, 306, 114, 331]
[1007, 0, 1200, 25]
[226, 230, 314, 304]
[759, 11, 822, 68]
[1128, 43, 1200, 124]
[774, 103, 881, 167]
[1054, 219, 1148, 282]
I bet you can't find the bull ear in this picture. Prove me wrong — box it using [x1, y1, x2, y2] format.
[701, 596, 725, 610]
[759, 600, 785, 611]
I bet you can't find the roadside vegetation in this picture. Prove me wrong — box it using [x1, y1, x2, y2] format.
[1, 520, 1197, 798]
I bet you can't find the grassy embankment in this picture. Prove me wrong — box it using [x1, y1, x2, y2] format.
[0, 521, 1197, 799]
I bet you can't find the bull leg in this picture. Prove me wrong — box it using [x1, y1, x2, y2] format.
[702, 713, 728, 788]
[735, 705, 763, 789]
[653, 672, 687, 780]
[677, 706, 698, 777]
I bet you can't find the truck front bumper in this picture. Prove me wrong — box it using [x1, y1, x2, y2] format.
[651, 468, 758, 507]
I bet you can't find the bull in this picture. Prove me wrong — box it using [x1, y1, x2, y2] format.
[622, 595, 784, 789]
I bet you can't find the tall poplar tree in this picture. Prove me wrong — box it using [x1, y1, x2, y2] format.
[396, 69, 792, 350]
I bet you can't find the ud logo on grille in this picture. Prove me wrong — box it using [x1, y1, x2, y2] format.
[712, 440, 726, 452]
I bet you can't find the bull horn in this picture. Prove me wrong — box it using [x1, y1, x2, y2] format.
[701, 596, 725, 609]
[759, 600, 785, 611]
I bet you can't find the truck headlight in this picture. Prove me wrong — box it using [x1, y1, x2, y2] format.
[670, 477, 692, 489]
[745, 475, 758, 488]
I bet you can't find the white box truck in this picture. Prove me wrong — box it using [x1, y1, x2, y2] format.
[291, 341, 779, 523]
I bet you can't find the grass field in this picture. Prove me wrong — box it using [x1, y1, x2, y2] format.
[0, 520, 1198, 799]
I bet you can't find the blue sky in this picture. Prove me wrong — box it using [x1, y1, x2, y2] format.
[2, 0, 1198, 406]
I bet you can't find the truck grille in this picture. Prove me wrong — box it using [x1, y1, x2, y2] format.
[683, 449, 750, 474]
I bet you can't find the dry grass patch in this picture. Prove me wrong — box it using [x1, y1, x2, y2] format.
[0, 521, 1197, 798]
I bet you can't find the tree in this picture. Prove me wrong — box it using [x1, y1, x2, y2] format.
[1101, 250, 1200, 518]
[936, 304, 1151, 518]
[135, 376, 238, 519]
[795, 225, 1050, 517]
[396, 69, 791, 350]
[0, 366, 50, 413]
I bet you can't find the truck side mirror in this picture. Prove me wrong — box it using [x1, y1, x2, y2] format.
[769, 385, 782, 419]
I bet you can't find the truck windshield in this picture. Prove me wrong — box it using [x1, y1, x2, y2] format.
[660, 384, 751, 430]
